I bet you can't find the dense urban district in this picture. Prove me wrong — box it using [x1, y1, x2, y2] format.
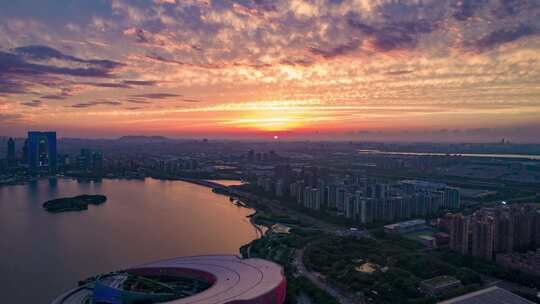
[2, 133, 540, 304]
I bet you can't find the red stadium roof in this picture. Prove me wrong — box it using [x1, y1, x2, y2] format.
[52, 255, 286, 304]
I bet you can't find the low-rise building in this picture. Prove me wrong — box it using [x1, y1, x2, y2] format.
[496, 249, 540, 275]
[419, 275, 461, 296]
[434, 232, 450, 247]
[417, 235, 438, 249]
[384, 219, 426, 234]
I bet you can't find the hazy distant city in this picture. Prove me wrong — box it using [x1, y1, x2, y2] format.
[1, 132, 540, 303]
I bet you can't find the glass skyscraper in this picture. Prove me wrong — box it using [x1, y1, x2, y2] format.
[27, 131, 57, 173]
[7, 138, 15, 167]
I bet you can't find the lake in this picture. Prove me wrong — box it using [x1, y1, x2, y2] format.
[0, 178, 259, 303]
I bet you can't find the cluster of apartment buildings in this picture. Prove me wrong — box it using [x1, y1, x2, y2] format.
[76, 148, 104, 172]
[446, 204, 540, 261]
[153, 158, 199, 172]
[1, 132, 58, 174]
[254, 166, 460, 224]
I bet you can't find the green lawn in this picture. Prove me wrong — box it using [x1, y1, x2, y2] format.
[402, 228, 438, 241]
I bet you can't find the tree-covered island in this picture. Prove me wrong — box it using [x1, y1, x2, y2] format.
[43, 195, 107, 213]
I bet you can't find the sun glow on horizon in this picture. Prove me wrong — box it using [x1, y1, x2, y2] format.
[214, 100, 317, 132]
[223, 115, 302, 132]
[1, 0, 540, 142]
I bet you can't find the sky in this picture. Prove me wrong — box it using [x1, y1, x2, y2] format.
[0, 0, 539, 142]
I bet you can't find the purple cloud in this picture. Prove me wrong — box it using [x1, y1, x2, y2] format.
[472, 24, 537, 51]
[13, 45, 122, 69]
[20, 100, 43, 107]
[348, 17, 439, 52]
[122, 80, 158, 86]
[71, 101, 123, 108]
[453, 0, 488, 21]
[130, 93, 182, 99]
[0, 46, 123, 96]
[309, 40, 361, 58]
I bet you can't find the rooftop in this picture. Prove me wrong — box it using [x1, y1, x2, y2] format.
[439, 286, 534, 304]
[52, 255, 286, 304]
[421, 275, 460, 288]
[384, 219, 426, 230]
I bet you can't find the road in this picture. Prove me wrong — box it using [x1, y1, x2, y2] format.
[184, 181, 360, 302]
[295, 244, 360, 304]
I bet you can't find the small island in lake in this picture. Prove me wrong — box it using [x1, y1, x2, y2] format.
[43, 195, 107, 213]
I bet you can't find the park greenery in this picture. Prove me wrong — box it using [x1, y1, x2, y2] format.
[243, 228, 338, 304]
[304, 229, 540, 304]
[304, 232, 483, 304]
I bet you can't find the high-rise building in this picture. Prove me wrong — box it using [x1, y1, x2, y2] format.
[443, 188, 460, 209]
[275, 179, 284, 197]
[78, 148, 92, 169]
[326, 184, 337, 209]
[289, 182, 298, 198]
[336, 187, 346, 212]
[6, 137, 15, 167]
[92, 151, 103, 171]
[263, 177, 273, 193]
[471, 215, 495, 261]
[302, 187, 311, 208]
[512, 204, 536, 250]
[494, 209, 514, 254]
[296, 181, 305, 204]
[448, 214, 470, 255]
[77, 149, 104, 172]
[369, 183, 389, 200]
[448, 204, 538, 261]
[344, 193, 355, 219]
[22, 139, 28, 164]
[302, 187, 322, 210]
[534, 211, 540, 247]
[312, 188, 322, 210]
[359, 197, 375, 224]
[415, 192, 430, 216]
[247, 149, 255, 163]
[27, 131, 57, 173]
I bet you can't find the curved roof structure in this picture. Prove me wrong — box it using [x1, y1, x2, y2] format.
[52, 255, 286, 304]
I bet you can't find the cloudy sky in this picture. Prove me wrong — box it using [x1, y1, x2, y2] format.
[0, 0, 539, 141]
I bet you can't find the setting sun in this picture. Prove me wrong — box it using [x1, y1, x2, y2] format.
[0, 0, 538, 143]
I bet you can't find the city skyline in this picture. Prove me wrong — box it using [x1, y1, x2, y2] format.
[1, 1, 540, 142]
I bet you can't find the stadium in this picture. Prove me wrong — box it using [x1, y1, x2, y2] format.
[52, 255, 286, 304]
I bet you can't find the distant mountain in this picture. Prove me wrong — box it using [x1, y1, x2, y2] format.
[117, 135, 173, 142]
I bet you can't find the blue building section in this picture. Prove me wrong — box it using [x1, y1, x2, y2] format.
[92, 276, 179, 304]
[93, 281, 123, 304]
[27, 131, 57, 174]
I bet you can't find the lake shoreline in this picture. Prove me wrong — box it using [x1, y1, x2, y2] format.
[169, 177, 270, 248]
[2, 175, 267, 253]
[0, 177, 260, 304]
